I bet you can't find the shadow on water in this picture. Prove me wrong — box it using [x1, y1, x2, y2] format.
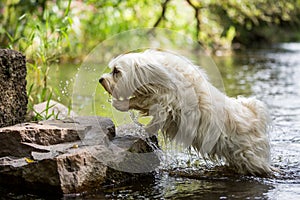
[1, 43, 300, 199]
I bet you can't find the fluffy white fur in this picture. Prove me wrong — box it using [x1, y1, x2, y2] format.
[99, 49, 272, 175]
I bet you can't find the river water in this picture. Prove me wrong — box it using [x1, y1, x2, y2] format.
[1, 43, 300, 199]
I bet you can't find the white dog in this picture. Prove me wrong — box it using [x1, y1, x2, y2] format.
[99, 49, 272, 175]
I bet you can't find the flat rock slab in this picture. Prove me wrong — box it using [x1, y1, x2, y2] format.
[0, 116, 160, 194]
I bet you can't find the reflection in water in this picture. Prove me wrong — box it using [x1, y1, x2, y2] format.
[79, 173, 274, 199]
[163, 178, 272, 200]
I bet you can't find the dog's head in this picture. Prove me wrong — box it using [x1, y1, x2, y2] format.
[99, 50, 174, 101]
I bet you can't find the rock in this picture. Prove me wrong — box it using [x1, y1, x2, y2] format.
[72, 116, 115, 143]
[33, 100, 77, 120]
[0, 116, 160, 194]
[0, 49, 27, 127]
[0, 120, 84, 157]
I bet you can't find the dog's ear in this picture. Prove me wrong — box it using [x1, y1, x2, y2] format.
[112, 61, 176, 98]
[131, 63, 176, 92]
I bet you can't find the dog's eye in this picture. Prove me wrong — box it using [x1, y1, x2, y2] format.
[113, 68, 120, 75]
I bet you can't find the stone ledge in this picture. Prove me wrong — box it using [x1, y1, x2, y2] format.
[0, 116, 160, 194]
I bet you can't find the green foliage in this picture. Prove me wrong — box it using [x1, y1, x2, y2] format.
[27, 84, 60, 120]
[1, 0, 72, 115]
[206, 0, 300, 46]
[1, 0, 300, 58]
[33, 94, 61, 121]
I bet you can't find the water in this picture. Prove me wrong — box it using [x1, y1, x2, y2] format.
[2, 43, 300, 199]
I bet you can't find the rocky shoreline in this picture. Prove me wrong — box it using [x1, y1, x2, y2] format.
[0, 116, 160, 194]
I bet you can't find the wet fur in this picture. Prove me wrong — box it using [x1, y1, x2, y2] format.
[100, 49, 272, 175]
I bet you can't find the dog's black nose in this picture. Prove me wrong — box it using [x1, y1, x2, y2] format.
[99, 77, 104, 84]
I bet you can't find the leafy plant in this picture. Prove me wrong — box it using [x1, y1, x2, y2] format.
[1, 0, 72, 118]
[27, 88, 60, 121]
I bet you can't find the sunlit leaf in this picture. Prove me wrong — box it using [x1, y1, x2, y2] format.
[25, 158, 35, 163]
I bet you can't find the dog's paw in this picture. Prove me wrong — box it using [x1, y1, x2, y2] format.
[112, 99, 130, 111]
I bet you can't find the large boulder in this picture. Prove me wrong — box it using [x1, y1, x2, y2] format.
[0, 49, 27, 127]
[0, 116, 160, 194]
